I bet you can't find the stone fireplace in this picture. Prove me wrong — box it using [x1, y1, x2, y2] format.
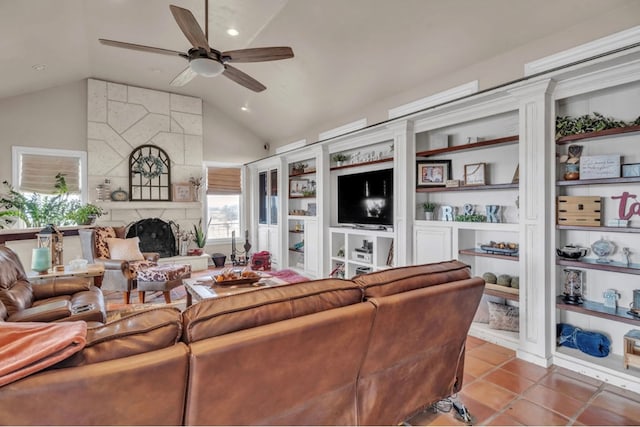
[86, 79, 204, 233]
[126, 218, 177, 258]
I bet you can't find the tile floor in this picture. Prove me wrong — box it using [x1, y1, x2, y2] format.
[406, 336, 640, 426]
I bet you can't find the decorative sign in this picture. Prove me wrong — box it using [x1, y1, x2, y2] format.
[441, 205, 455, 221]
[611, 192, 640, 220]
[579, 155, 620, 180]
[486, 205, 501, 223]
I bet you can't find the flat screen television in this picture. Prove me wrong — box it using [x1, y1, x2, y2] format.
[337, 168, 393, 227]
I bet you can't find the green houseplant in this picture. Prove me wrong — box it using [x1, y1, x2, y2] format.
[422, 202, 437, 220]
[193, 218, 212, 249]
[332, 153, 349, 166]
[66, 203, 105, 225]
[0, 174, 104, 228]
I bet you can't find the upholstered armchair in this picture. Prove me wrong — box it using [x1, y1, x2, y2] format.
[0, 245, 106, 323]
[78, 227, 159, 304]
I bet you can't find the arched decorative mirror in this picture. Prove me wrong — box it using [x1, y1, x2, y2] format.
[129, 145, 171, 201]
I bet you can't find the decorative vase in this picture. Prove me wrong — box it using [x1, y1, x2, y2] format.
[31, 247, 51, 274]
[179, 240, 189, 256]
[564, 163, 580, 180]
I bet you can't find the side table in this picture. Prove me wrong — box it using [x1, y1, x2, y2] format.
[28, 264, 105, 286]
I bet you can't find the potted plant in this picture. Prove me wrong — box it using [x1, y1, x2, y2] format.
[0, 174, 91, 228]
[191, 218, 211, 255]
[291, 162, 308, 174]
[66, 203, 105, 225]
[332, 153, 349, 167]
[422, 202, 437, 220]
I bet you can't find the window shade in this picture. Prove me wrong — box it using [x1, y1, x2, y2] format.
[20, 154, 80, 194]
[207, 167, 241, 195]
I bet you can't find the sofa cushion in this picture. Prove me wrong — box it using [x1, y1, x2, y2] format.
[353, 260, 472, 298]
[0, 299, 7, 321]
[182, 279, 363, 343]
[106, 237, 144, 261]
[54, 307, 183, 368]
[0, 280, 34, 316]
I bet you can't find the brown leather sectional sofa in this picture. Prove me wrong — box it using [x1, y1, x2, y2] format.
[0, 260, 483, 426]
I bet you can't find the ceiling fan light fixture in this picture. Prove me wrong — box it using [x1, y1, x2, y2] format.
[190, 57, 224, 77]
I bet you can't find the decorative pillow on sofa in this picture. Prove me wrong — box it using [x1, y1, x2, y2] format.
[488, 301, 519, 332]
[106, 237, 144, 261]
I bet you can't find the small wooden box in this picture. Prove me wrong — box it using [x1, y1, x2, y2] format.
[557, 196, 602, 226]
[624, 329, 640, 370]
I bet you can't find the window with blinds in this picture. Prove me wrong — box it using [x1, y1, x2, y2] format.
[19, 154, 81, 194]
[206, 166, 242, 241]
[12, 147, 86, 199]
[207, 167, 241, 194]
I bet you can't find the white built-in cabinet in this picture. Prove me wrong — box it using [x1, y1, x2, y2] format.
[245, 44, 640, 391]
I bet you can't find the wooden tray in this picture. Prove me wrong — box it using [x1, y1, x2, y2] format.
[484, 282, 520, 295]
[212, 276, 261, 287]
[479, 245, 519, 256]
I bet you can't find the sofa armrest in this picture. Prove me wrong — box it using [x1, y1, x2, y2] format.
[97, 258, 129, 271]
[142, 252, 160, 262]
[31, 277, 92, 300]
[7, 300, 72, 322]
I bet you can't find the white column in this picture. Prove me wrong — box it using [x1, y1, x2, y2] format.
[387, 120, 414, 266]
[509, 78, 556, 367]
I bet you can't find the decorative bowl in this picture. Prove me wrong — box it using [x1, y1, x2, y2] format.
[591, 238, 615, 263]
[556, 245, 588, 259]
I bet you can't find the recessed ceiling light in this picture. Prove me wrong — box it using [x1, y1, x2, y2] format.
[32, 64, 46, 71]
[241, 106, 249, 112]
[227, 28, 239, 37]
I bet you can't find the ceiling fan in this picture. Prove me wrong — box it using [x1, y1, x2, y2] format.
[99, 2, 294, 92]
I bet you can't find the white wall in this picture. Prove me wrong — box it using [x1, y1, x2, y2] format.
[0, 79, 268, 187]
[270, 4, 640, 151]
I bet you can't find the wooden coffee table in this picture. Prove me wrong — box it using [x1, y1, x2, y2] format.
[182, 273, 288, 307]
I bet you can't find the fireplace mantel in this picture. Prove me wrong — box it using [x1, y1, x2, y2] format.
[96, 201, 201, 210]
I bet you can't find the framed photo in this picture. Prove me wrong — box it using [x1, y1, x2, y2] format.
[416, 160, 451, 187]
[464, 163, 486, 186]
[622, 163, 640, 178]
[289, 179, 308, 197]
[172, 183, 193, 202]
[511, 164, 520, 184]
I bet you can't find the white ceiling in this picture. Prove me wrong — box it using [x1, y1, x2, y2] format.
[0, 0, 637, 145]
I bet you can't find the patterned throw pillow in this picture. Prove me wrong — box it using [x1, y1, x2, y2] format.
[488, 301, 519, 332]
[94, 227, 116, 259]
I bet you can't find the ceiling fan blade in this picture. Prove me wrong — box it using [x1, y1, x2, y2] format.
[99, 39, 187, 58]
[223, 47, 294, 63]
[223, 65, 266, 92]
[170, 66, 198, 87]
[169, 5, 210, 50]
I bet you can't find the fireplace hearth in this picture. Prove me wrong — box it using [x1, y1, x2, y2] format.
[126, 218, 177, 258]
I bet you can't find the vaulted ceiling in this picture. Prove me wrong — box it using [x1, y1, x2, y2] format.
[1, 0, 637, 145]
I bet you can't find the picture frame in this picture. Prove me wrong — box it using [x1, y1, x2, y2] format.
[511, 164, 520, 184]
[464, 162, 486, 186]
[416, 160, 451, 187]
[172, 183, 193, 202]
[622, 163, 640, 178]
[289, 179, 308, 197]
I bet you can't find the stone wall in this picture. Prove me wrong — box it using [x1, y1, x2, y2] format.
[87, 79, 203, 231]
